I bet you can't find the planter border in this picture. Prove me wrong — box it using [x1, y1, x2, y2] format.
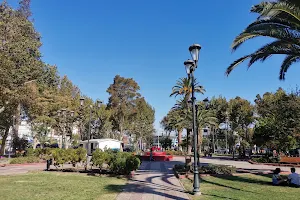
[249, 159, 300, 167]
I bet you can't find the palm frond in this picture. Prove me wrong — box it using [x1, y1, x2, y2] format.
[226, 55, 252, 75]
[232, 18, 300, 51]
[258, 2, 300, 22]
[279, 55, 300, 79]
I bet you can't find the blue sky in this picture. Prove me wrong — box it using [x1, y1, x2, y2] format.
[9, 0, 300, 133]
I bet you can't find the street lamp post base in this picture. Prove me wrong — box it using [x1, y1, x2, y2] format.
[193, 191, 201, 196]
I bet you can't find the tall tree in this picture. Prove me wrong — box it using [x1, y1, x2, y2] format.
[107, 75, 141, 139]
[253, 88, 300, 151]
[226, 0, 300, 80]
[130, 97, 155, 150]
[228, 97, 254, 156]
[170, 77, 205, 153]
[0, 1, 42, 155]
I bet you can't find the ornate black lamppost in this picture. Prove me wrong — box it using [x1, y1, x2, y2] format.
[184, 43, 201, 195]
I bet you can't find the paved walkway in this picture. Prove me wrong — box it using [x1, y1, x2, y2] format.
[116, 161, 190, 200]
[0, 163, 45, 175]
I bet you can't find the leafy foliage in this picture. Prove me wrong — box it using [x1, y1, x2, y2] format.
[198, 164, 236, 175]
[161, 137, 172, 149]
[253, 88, 300, 151]
[91, 149, 108, 170]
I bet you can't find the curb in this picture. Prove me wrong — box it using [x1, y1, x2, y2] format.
[176, 172, 192, 200]
[249, 160, 300, 167]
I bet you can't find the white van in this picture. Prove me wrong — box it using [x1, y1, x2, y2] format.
[79, 139, 123, 155]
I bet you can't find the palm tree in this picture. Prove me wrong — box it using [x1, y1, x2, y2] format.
[226, 0, 300, 80]
[196, 104, 218, 155]
[170, 78, 205, 153]
[161, 107, 185, 148]
[170, 77, 205, 99]
[172, 98, 194, 153]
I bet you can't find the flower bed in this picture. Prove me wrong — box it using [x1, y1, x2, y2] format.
[174, 164, 236, 179]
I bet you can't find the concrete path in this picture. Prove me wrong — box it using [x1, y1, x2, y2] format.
[116, 161, 190, 200]
[0, 163, 46, 176]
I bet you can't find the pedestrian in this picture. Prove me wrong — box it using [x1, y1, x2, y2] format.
[288, 168, 300, 188]
[272, 168, 286, 186]
[150, 148, 154, 161]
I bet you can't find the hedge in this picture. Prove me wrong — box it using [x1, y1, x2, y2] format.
[10, 156, 40, 164]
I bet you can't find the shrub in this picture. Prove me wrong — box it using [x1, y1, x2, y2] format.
[76, 147, 87, 163]
[25, 148, 35, 157]
[107, 152, 140, 175]
[174, 164, 189, 174]
[199, 164, 236, 175]
[125, 155, 140, 174]
[109, 152, 127, 175]
[252, 156, 279, 163]
[166, 150, 174, 155]
[51, 148, 68, 167]
[166, 150, 185, 156]
[91, 149, 107, 171]
[32, 148, 52, 160]
[34, 148, 43, 157]
[10, 156, 40, 164]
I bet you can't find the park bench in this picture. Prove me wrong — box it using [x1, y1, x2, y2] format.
[280, 157, 300, 164]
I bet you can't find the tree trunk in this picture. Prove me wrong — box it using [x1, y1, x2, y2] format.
[120, 123, 123, 141]
[0, 126, 10, 155]
[178, 129, 183, 151]
[33, 137, 38, 149]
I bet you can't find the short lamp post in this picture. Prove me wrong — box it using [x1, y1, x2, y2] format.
[184, 43, 201, 195]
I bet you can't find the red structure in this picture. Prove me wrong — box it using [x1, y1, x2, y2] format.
[140, 151, 173, 161]
[151, 146, 161, 151]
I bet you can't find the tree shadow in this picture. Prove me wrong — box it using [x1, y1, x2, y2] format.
[105, 183, 189, 200]
[130, 179, 188, 193]
[215, 175, 271, 186]
[145, 174, 177, 187]
[201, 193, 239, 200]
[199, 178, 258, 193]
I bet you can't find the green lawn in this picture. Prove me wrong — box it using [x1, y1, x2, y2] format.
[0, 172, 127, 200]
[181, 174, 300, 200]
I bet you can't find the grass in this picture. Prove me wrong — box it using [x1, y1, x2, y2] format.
[181, 174, 300, 200]
[0, 171, 127, 200]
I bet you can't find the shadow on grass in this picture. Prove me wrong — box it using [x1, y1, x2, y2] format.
[196, 177, 259, 194]
[201, 193, 239, 200]
[216, 175, 272, 185]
